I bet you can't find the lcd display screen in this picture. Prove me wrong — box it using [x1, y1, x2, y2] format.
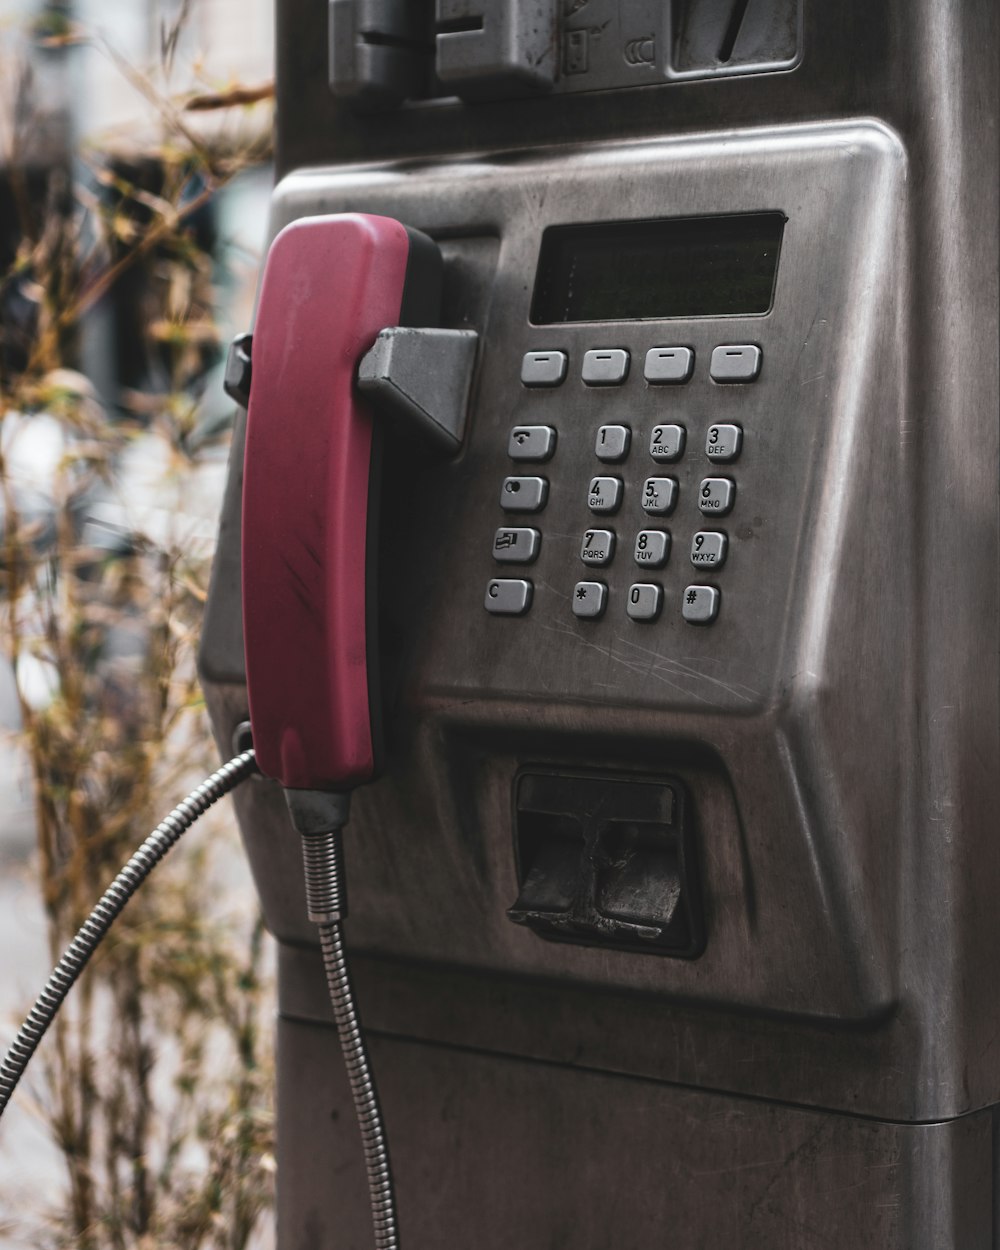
[530, 212, 785, 323]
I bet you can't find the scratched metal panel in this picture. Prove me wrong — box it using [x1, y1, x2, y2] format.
[275, 1020, 995, 1250]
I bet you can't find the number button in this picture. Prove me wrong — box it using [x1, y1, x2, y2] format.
[508, 426, 556, 461]
[690, 531, 727, 569]
[698, 478, 735, 516]
[501, 476, 549, 512]
[682, 585, 720, 625]
[588, 477, 623, 514]
[573, 581, 608, 619]
[649, 424, 686, 462]
[705, 424, 742, 462]
[626, 584, 663, 622]
[580, 530, 615, 567]
[595, 425, 631, 462]
[641, 477, 678, 516]
[634, 530, 670, 568]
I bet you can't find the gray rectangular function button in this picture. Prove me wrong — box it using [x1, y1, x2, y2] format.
[582, 349, 629, 386]
[641, 477, 678, 515]
[508, 425, 556, 461]
[493, 528, 541, 564]
[634, 530, 670, 568]
[690, 531, 728, 568]
[682, 585, 720, 624]
[705, 424, 742, 461]
[626, 583, 663, 622]
[521, 351, 567, 387]
[501, 476, 549, 512]
[698, 477, 735, 516]
[572, 581, 607, 619]
[485, 579, 533, 615]
[595, 425, 631, 461]
[588, 476, 623, 514]
[644, 346, 694, 384]
[580, 529, 615, 566]
[710, 344, 761, 382]
[649, 424, 686, 462]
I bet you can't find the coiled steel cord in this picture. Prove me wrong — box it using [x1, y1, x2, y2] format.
[0, 749, 258, 1121]
[303, 827, 399, 1250]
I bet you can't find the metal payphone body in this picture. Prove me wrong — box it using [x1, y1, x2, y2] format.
[201, 1, 999, 1245]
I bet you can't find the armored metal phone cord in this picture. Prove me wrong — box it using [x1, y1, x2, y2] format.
[0, 749, 259, 1121]
[299, 816, 399, 1250]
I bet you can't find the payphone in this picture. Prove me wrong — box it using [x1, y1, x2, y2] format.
[200, 1, 999, 1246]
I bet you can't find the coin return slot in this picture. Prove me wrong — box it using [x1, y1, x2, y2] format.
[508, 772, 704, 957]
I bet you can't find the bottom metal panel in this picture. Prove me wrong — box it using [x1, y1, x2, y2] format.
[276, 1017, 994, 1250]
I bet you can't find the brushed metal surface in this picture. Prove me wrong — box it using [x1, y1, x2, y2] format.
[275, 1018, 994, 1250]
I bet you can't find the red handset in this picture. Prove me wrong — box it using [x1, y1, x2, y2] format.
[241, 214, 441, 791]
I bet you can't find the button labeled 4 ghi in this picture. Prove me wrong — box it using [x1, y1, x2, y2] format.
[641, 477, 678, 515]
[588, 476, 623, 514]
[698, 478, 735, 515]
[493, 527, 541, 563]
[501, 476, 549, 512]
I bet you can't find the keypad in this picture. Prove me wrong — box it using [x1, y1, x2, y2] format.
[501, 476, 549, 512]
[489, 343, 759, 621]
[580, 529, 615, 567]
[595, 425, 631, 461]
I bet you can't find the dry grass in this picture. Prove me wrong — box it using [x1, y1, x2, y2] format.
[0, 8, 276, 1246]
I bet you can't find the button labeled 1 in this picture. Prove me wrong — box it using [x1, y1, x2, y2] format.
[596, 425, 631, 461]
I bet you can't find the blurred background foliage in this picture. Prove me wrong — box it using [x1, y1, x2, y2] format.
[0, 1, 276, 1245]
